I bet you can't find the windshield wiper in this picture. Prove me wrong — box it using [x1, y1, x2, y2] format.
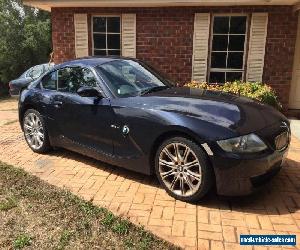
[140, 86, 170, 96]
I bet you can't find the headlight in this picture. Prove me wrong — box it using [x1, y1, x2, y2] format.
[217, 134, 267, 153]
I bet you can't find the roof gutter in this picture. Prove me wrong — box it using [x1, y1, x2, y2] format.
[24, 0, 300, 12]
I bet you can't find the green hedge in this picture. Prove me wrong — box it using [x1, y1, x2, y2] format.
[184, 81, 282, 110]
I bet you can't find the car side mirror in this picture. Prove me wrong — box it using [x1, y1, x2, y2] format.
[77, 86, 103, 98]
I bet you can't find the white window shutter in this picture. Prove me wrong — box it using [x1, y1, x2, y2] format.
[192, 13, 210, 82]
[122, 14, 136, 58]
[74, 14, 89, 58]
[246, 13, 268, 82]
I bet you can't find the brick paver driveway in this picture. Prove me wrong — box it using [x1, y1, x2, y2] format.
[0, 98, 299, 250]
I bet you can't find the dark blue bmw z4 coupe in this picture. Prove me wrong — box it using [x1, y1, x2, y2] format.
[19, 57, 291, 202]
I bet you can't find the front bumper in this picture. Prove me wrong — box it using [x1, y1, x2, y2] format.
[210, 148, 288, 196]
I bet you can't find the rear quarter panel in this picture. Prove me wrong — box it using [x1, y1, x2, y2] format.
[19, 87, 48, 130]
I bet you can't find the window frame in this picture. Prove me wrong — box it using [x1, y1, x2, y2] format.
[56, 66, 100, 94]
[91, 15, 122, 56]
[41, 70, 58, 91]
[38, 64, 109, 98]
[208, 13, 249, 84]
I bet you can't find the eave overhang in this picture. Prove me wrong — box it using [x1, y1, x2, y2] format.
[23, 0, 300, 12]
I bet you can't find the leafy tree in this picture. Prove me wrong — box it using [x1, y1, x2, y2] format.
[0, 0, 51, 95]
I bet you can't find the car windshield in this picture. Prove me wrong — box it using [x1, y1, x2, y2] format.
[96, 59, 172, 97]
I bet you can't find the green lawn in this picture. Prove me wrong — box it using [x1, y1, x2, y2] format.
[0, 161, 178, 250]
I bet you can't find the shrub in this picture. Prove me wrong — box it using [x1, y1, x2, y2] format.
[184, 81, 282, 110]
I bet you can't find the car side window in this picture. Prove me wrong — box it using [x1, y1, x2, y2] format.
[25, 67, 33, 78]
[41, 71, 57, 90]
[29, 65, 44, 79]
[82, 68, 98, 88]
[33, 65, 44, 78]
[57, 67, 98, 93]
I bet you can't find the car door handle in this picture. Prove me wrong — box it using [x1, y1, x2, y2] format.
[53, 101, 63, 108]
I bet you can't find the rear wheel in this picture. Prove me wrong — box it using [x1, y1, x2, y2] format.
[155, 137, 213, 202]
[23, 109, 51, 153]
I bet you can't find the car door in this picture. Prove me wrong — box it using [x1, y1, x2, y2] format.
[40, 69, 65, 142]
[49, 66, 114, 157]
[97, 60, 155, 160]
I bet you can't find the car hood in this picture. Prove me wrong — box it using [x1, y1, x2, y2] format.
[131, 87, 287, 135]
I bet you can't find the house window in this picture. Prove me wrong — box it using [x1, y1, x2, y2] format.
[92, 16, 121, 56]
[209, 15, 248, 83]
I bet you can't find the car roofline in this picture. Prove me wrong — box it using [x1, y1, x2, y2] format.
[52, 56, 140, 71]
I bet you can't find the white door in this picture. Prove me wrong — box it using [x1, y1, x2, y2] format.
[289, 12, 300, 109]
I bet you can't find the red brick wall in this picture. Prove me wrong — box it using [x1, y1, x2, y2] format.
[51, 6, 298, 109]
[51, 10, 75, 62]
[263, 8, 298, 108]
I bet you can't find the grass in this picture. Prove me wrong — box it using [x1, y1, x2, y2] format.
[0, 161, 178, 249]
[57, 230, 73, 250]
[102, 211, 116, 227]
[112, 219, 130, 235]
[0, 196, 18, 211]
[13, 234, 32, 249]
[3, 119, 18, 125]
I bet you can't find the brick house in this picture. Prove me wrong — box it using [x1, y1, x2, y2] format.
[24, 0, 300, 112]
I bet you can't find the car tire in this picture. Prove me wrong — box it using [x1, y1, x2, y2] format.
[23, 109, 51, 153]
[155, 137, 213, 202]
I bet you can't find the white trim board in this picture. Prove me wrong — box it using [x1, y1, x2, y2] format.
[24, 0, 300, 11]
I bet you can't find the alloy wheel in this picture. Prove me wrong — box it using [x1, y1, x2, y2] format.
[24, 112, 45, 150]
[158, 142, 202, 197]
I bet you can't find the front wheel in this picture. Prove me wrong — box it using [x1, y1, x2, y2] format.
[23, 109, 51, 153]
[155, 137, 213, 202]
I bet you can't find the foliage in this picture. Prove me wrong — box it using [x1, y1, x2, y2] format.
[184, 81, 282, 110]
[101, 211, 116, 227]
[112, 219, 130, 235]
[0, 0, 51, 96]
[13, 234, 32, 249]
[0, 196, 18, 211]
